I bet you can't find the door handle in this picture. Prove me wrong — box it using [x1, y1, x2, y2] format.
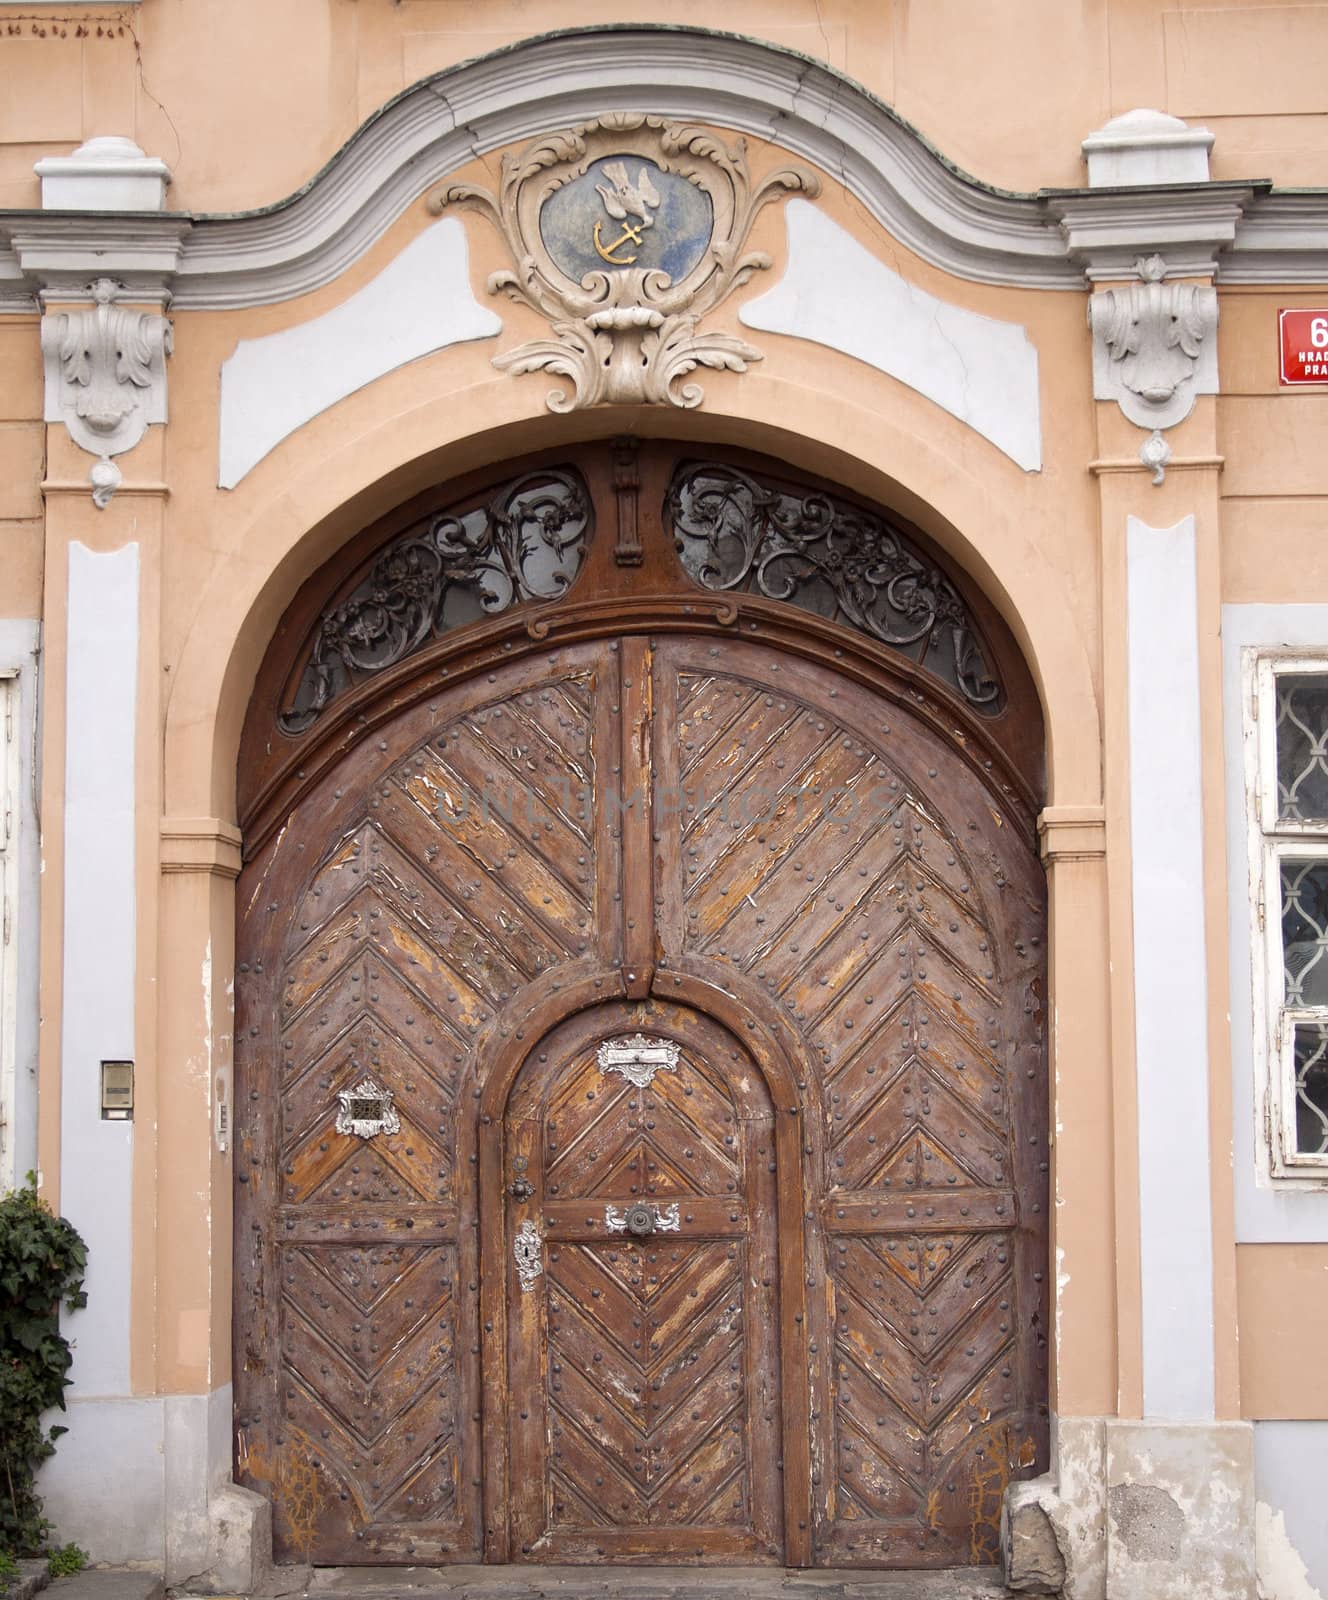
[605, 1202, 681, 1237]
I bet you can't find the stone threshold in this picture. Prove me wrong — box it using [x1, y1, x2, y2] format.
[266, 1567, 1014, 1600]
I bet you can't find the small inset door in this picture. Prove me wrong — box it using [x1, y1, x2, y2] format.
[503, 1002, 784, 1563]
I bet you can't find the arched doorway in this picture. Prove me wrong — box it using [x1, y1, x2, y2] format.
[497, 999, 785, 1563]
[232, 441, 1048, 1570]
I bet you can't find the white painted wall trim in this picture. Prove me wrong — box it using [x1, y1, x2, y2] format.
[1223, 603, 1328, 1242]
[218, 218, 500, 487]
[0, 621, 39, 1191]
[60, 544, 137, 1395]
[0, 27, 1322, 316]
[740, 200, 1041, 471]
[0, 28, 1077, 310]
[1126, 514, 1216, 1420]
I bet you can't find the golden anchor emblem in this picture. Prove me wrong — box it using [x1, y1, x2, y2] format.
[590, 160, 662, 267]
[593, 217, 646, 265]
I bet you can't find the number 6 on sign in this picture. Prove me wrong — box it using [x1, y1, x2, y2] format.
[1279, 308, 1328, 384]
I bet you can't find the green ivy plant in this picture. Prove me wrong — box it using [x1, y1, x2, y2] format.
[0, 1176, 87, 1558]
[45, 1543, 86, 1579]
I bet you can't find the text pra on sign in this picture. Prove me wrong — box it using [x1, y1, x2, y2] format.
[1280, 309, 1328, 385]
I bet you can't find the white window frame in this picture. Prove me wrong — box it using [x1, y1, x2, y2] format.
[1247, 649, 1328, 1183]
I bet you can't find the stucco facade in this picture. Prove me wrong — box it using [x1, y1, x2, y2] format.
[1, 4, 1327, 1597]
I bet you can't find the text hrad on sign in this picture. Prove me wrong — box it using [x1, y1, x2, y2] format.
[1280, 308, 1328, 384]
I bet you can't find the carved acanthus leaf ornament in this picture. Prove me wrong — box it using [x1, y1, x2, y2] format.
[433, 114, 819, 413]
[1088, 253, 1217, 439]
[40, 277, 173, 508]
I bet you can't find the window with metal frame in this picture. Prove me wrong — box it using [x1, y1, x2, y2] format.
[1249, 652, 1328, 1179]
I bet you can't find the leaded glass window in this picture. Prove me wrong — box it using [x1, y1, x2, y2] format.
[1252, 655, 1328, 1176]
[1276, 673, 1328, 822]
[1289, 1019, 1328, 1157]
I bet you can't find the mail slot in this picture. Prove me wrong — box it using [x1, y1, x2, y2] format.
[101, 1060, 134, 1120]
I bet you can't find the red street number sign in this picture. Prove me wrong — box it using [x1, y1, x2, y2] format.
[1280, 309, 1328, 385]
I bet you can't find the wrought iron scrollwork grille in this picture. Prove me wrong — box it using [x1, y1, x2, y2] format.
[666, 462, 1004, 714]
[279, 468, 591, 733]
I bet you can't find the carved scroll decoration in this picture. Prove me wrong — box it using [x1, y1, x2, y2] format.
[596, 1033, 681, 1089]
[668, 462, 1005, 713]
[1088, 253, 1218, 440]
[40, 277, 173, 508]
[433, 114, 819, 413]
[279, 467, 590, 733]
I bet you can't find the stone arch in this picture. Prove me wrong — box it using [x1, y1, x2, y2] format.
[164, 383, 1100, 827]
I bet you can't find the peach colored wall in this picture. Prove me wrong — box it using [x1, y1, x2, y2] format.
[2, 8, 1325, 1436]
[0, 318, 43, 618]
[1237, 1245, 1328, 1418]
[1, 0, 1327, 212]
[1219, 291, 1328, 613]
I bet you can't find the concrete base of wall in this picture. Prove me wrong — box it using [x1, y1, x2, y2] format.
[1003, 1416, 1257, 1600]
[38, 1386, 240, 1586]
[46, 1398, 1262, 1597]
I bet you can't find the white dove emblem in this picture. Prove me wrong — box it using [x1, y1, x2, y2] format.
[592, 162, 663, 264]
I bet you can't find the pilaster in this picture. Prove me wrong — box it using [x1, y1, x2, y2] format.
[1005, 110, 1251, 1600]
[1038, 807, 1116, 1427]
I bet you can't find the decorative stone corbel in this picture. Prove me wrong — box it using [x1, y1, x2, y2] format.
[1058, 109, 1238, 485]
[40, 278, 172, 507]
[1088, 254, 1217, 433]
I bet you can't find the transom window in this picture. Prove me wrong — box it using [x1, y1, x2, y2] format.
[1250, 654, 1328, 1177]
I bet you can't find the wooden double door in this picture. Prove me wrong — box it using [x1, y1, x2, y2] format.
[235, 455, 1048, 1570]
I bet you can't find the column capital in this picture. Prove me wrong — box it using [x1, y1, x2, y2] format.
[160, 818, 243, 881]
[1038, 804, 1107, 863]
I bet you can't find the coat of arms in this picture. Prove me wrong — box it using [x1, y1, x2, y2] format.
[433, 113, 819, 412]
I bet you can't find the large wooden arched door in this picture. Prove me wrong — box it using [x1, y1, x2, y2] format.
[234, 442, 1048, 1571]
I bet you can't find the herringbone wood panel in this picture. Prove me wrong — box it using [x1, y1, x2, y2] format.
[668, 663, 1043, 1566]
[507, 1016, 783, 1562]
[239, 663, 609, 1562]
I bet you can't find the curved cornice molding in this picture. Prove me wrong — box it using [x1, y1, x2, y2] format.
[0, 24, 1323, 312]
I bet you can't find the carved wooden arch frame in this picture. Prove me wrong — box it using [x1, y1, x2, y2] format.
[466, 962, 821, 1562]
[242, 595, 1039, 855]
[238, 443, 1044, 853]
